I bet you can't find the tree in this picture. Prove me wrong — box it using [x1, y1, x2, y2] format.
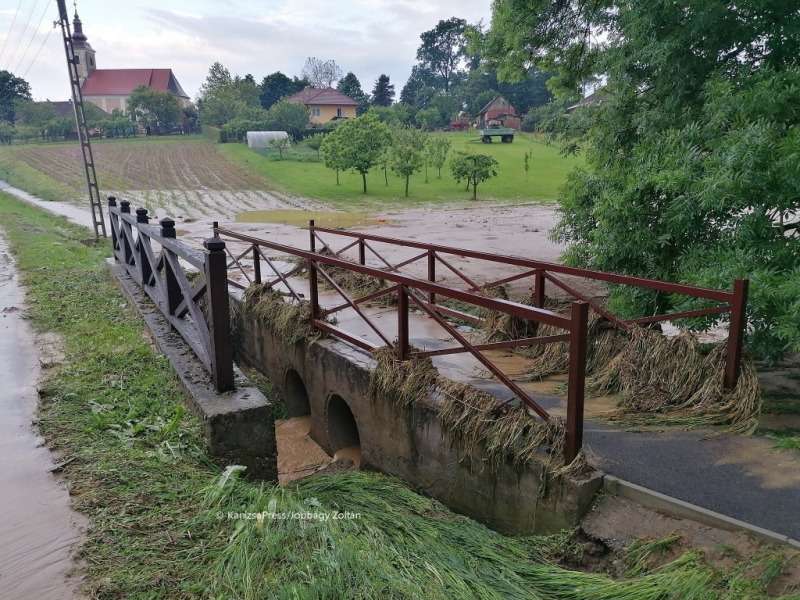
[484, 0, 800, 360]
[305, 133, 325, 159]
[371, 74, 395, 107]
[198, 63, 263, 127]
[14, 100, 56, 139]
[0, 70, 31, 123]
[260, 72, 308, 110]
[337, 72, 370, 115]
[302, 57, 343, 88]
[263, 100, 309, 138]
[416, 18, 469, 93]
[450, 152, 498, 199]
[390, 128, 426, 197]
[321, 114, 391, 193]
[426, 137, 451, 178]
[268, 135, 292, 159]
[199, 62, 233, 98]
[400, 65, 437, 105]
[128, 85, 182, 130]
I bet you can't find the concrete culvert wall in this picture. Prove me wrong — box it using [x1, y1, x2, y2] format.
[326, 394, 360, 452]
[284, 369, 311, 417]
[246, 131, 290, 149]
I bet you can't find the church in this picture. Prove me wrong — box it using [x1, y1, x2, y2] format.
[70, 12, 191, 115]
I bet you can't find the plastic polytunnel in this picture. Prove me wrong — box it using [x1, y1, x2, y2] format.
[246, 131, 291, 149]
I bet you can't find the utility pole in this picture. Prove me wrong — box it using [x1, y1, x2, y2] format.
[55, 0, 106, 239]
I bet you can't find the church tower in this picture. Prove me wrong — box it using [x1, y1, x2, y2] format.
[71, 12, 96, 85]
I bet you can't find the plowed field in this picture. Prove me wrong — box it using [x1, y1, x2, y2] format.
[13, 138, 317, 220]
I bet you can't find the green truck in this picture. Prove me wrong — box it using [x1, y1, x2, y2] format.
[478, 127, 515, 143]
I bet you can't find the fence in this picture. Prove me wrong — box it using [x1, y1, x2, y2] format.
[304, 223, 749, 391]
[108, 198, 234, 392]
[213, 223, 591, 464]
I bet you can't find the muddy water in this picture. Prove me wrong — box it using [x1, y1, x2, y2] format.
[0, 232, 85, 600]
[333, 445, 362, 468]
[237, 209, 391, 228]
[275, 416, 332, 483]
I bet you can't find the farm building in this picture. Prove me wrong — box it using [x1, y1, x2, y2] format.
[285, 88, 360, 124]
[70, 12, 191, 115]
[476, 96, 521, 131]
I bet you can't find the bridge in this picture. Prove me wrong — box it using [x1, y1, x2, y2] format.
[104, 197, 800, 543]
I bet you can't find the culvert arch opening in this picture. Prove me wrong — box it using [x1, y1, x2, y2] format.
[284, 369, 311, 417]
[327, 394, 361, 468]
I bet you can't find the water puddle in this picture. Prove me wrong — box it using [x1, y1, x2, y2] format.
[0, 231, 85, 600]
[236, 209, 391, 228]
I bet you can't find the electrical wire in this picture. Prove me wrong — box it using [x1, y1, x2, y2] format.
[0, 0, 25, 66]
[14, 0, 54, 74]
[20, 19, 55, 80]
[4, 0, 41, 71]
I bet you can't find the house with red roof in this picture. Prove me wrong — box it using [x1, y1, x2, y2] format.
[476, 96, 520, 131]
[71, 12, 190, 115]
[286, 88, 360, 124]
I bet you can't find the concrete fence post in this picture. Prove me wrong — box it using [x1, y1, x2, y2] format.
[204, 235, 235, 393]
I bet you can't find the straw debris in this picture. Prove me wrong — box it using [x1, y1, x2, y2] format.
[241, 283, 325, 345]
[368, 348, 589, 486]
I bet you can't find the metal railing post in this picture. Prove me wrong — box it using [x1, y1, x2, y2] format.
[427, 249, 436, 306]
[397, 285, 409, 360]
[534, 270, 546, 308]
[309, 219, 316, 253]
[358, 239, 366, 265]
[565, 301, 588, 465]
[724, 279, 749, 390]
[204, 235, 235, 392]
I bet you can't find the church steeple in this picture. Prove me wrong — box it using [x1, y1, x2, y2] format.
[72, 11, 96, 85]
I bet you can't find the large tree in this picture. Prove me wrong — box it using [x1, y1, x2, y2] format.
[416, 18, 469, 93]
[483, 0, 800, 360]
[260, 72, 308, 110]
[337, 72, 369, 115]
[198, 62, 262, 127]
[370, 74, 395, 107]
[128, 85, 182, 128]
[0, 70, 32, 123]
[302, 57, 343, 88]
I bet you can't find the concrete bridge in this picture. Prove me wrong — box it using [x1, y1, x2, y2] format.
[104, 199, 800, 546]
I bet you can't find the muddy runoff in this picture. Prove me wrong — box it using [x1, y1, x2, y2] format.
[0, 231, 85, 600]
[275, 416, 361, 484]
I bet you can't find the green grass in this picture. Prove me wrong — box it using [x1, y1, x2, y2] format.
[1, 191, 796, 599]
[0, 143, 74, 201]
[218, 131, 582, 211]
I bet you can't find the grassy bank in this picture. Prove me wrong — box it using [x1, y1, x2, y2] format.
[0, 191, 795, 599]
[219, 131, 581, 211]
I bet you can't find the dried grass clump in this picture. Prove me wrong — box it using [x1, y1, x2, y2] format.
[320, 263, 397, 305]
[478, 287, 540, 342]
[241, 283, 323, 345]
[368, 348, 589, 483]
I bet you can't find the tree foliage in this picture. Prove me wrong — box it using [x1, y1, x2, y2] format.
[0, 70, 32, 123]
[449, 152, 498, 200]
[485, 0, 800, 360]
[260, 72, 308, 110]
[416, 18, 469, 93]
[426, 137, 451, 178]
[320, 114, 391, 193]
[128, 85, 182, 128]
[371, 74, 395, 107]
[302, 57, 343, 88]
[389, 128, 426, 197]
[337, 72, 369, 115]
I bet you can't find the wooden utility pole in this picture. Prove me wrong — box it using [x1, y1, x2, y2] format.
[55, 0, 106, 239]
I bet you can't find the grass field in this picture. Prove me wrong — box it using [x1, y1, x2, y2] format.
[221, 130, 583, 211]
[0, 133, 581, 215]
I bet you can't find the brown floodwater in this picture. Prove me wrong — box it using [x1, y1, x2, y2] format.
[333, 445, 362, 468]
[275, 416, 332, 484]
[0, 233, 85, 600]
[236, 209, 392, 228]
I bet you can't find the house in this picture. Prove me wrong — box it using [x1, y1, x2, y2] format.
[70, 12, 191, 115]
[285, 88, 360, 124]
[566, 91, 611, 113]
[476, 96, 521, 131]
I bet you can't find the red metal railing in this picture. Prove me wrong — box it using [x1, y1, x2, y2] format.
[213, 223, 591, 465]
[306, 223, 749, 390]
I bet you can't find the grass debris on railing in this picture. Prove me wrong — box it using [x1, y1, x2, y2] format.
[368, 348, 589, 483]
[241, 283, 325, 345]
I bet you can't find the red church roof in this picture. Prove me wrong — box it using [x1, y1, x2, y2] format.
[286, 88, 359, 106]
[82, 69, 189, 99]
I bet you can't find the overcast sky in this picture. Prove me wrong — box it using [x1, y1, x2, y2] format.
[0, 0, 493, 103]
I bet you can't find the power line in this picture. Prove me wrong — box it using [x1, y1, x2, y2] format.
[20, 19, 55, 80]
[14, 0, 53, 74]
[0, 0, 25, 66]
[4, 0, 40, 72]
